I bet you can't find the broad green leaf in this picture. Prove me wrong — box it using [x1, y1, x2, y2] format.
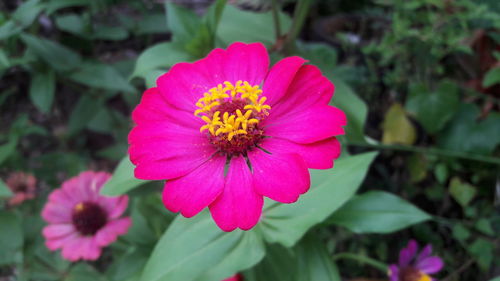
[45, 0, 88, 14]
[0, 0, 44, 39]
[132, 42, 191, 78]
[467, 238, 493, 271]
[482, 67, 500, 88]
[217, 5, 291, 46]
[29, 70, 55, 113]
[165, 2, 201, 43]
[66, 263, 109, 281]
[329, 77, 368, 143]
[55, 14, 87, 36]
[299, 42, 338, 71]
[20, 33, 82, 71]
[449, 177, 477, 208]
[382, 103, 416, 145]
[406, 81, 460, 134]
[438, 103, 500, 155]
[452, 223, 470, 242]
[106, 247, 149, 281]
[475, 218, 494, 236]
[488, 277, 500, 281]
[0, 211, 23, 265]
[260, 152, 378, 247]
[100, 156, 149, 196]
[327, 191, 431, 233]
[134, 13, 167, 35]
[294, 234, 341, 281]
[0, 137, 18, 165]
[243, 244, 296, 281]
[140, 211, 265, 281]
[69, 62, 135, 93]
[68, 95, 102, 135]
[93, 25, 128, 41]
[0, 179, 12, 198]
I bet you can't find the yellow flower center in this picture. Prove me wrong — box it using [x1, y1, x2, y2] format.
[417, 273, 431, 281]
[194, 81, 271, 155]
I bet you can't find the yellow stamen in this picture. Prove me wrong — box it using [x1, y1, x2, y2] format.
[418, 273, 432, 281]
[74, 202, 85, 212]
[194, 81, 271, 141]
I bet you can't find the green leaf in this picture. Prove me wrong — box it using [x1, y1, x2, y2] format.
[467, 238, 493, 271]
[55, 14, 87, 37]
[328, 77, 368, 143]
[327, 191, 431, 233]
[68, 95, 102, 135]
[482, 67, 500, 88]
[294, 234, 341, 281]
[140, 211, 265, 281]
[217, 5, 291, 46]
[449, 177, 477, 208]
[66, 264, 109, 281]
[475, 218, 494, 236]
[0, 138, 18, 165]
[382, 103, 416, 145]
[132, 42, 191, 79]
[69, 62, 135, 93]
[260, 152, 378, 247]
[0, 211, 23, 265]
[438, 103, 500, 155]
[100, 156, 149, 196]
[29, 70, 55, 113]
[243, 244, 296, 281]
[488, 277, 500, 281]
[20, 33, 82, 71]
[106, 247, 149, 281]
[0, 0, 44, 39]
[45, 0, 88, 14]
[452, 223, 470, 242]
[165, 2, 201, 43]
[0, 179, 12, 198]
[406, 81, 460, 134]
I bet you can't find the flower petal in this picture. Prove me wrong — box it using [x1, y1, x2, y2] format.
[388, 264, 400, 281]
[45, 232, 79, 251]
[163, 156, 226, 217]
[416, 244, 433, 263]
[42, 202, 71, 224]
[399, 240, 418, 267]
[265, 64, 334, 123]
[264, 105, 346, 144]
[248, 150, 310, 203]
[417, 256, 444, 274]
[101, 195, 129, 219]
[61, 236, 86, 261]
[95, 217, 132, 247]
[209, 156, 263, 231]
[260, 137, 341, 169]
[79, 237, 102, 261]
[42, 224, 75, 240]
[157, 42, 269, 112]
[263, 56, 306, 106]
[129, 123, 216, 180]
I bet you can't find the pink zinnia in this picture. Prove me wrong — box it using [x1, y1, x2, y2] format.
[5, 171, 37, 206]
[129, 42, 346, 231]
[42, 171, 131, 261]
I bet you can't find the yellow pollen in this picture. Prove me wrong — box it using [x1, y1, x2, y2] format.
[194, 81, 270, 142]
[74, 202, 85, 212]
[417, 273, 431, 281]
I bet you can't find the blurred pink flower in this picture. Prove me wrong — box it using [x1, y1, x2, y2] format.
[389, 240, 444, 281]
[5, 171, 37, 206]
[42, 171, 131, 261]
[128, 42, 346, 231]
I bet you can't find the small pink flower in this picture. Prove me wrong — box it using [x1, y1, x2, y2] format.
[5, 171, 37, 206]
[389, 240, 444, 281]
[129, 42, 346, 231]
[222, 274, 243, 281]
[41, 171, 131, 262]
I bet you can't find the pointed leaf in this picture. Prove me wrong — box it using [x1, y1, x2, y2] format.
[100, 156, 149, 196]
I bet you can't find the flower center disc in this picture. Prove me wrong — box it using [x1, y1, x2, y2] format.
[72, 201, 108, 236]
[400, 267, 432, 281]
[194, 81, 271, 156]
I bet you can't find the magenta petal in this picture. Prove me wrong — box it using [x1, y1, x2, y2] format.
[260, 137, 341, 169]
[224, 42, 269, 85]
[47, 189, 77, 209]
[163, 156, 226, 217]
[42, 224, 75, 240]
[399, 240, 419, 267]
[417, 256, 444, 274]
[77, 237, 101, 261]
[61, 236, 85, 261]
[45, 232, 78, 251]
[42, 202, 71, 224]
[95, 217, 132, 247]
[416, 244, 433, 263]
[129, 123, 216, 180]
[265, 64, 334, 123]
[265, 105, 346, 144]
[263, 56, 306, 106]
[209, 156, 263, 231]
[248, 150, 310, 203]
[388, 264, 400, 281]
[103, 196, 129, 219]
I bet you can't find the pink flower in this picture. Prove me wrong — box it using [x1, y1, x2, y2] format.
[129, 42, 346, 231]
[222, 274, 243, 281]
[389, 240, 444, 281]
[5, 171, 37, 206]
[41, 171, 131, 261]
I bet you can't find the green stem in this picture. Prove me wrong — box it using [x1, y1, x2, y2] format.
[332, 252, 388, 273]
[271, 0, 282, 41]
[348, 141, 500, 165]
[284, 0, 313, 53]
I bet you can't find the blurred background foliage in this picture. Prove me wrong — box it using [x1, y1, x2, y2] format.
[0, 0, 499, 280]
